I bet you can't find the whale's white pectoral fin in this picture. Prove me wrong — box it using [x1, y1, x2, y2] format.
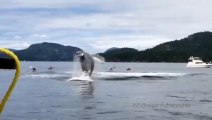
[92, 55, 105, 63]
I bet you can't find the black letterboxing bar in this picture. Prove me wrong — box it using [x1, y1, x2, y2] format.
[0, 58, 16, 69]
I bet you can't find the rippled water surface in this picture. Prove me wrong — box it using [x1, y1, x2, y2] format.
[1, 62, 212, 120]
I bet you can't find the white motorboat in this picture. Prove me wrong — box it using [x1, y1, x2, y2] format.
[186, 56, 212, 68]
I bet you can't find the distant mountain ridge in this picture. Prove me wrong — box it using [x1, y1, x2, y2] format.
[14, 42, 82, 61]
[3, 31, 212, 62]
[99, 31, 212, 62]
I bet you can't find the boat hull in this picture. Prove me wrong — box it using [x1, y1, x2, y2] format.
[186, 64, 212, 68]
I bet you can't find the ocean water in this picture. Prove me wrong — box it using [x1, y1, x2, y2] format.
[1, 62, 212, 120]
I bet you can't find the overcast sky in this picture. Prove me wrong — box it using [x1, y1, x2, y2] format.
[0, 0, 212, 53]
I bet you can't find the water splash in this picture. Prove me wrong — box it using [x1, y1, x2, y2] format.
[72, 55, 83, 77]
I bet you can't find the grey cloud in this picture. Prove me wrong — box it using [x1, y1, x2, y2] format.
[0, 0, 212, 52]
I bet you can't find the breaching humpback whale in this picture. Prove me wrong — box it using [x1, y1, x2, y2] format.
[75, 51, 94, 76]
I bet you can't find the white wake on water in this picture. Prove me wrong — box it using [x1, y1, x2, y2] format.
[68, 72, 93, 81]
[23, 73, 67, 79]
[68, 76, 93, 81]
[23, 71, 190, 80]
[94, 72, 187, 79]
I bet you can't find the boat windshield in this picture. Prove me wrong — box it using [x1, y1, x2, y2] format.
[193, 57, 201, 60]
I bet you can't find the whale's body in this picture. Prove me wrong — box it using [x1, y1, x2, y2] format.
[76, 51, 94, 76]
